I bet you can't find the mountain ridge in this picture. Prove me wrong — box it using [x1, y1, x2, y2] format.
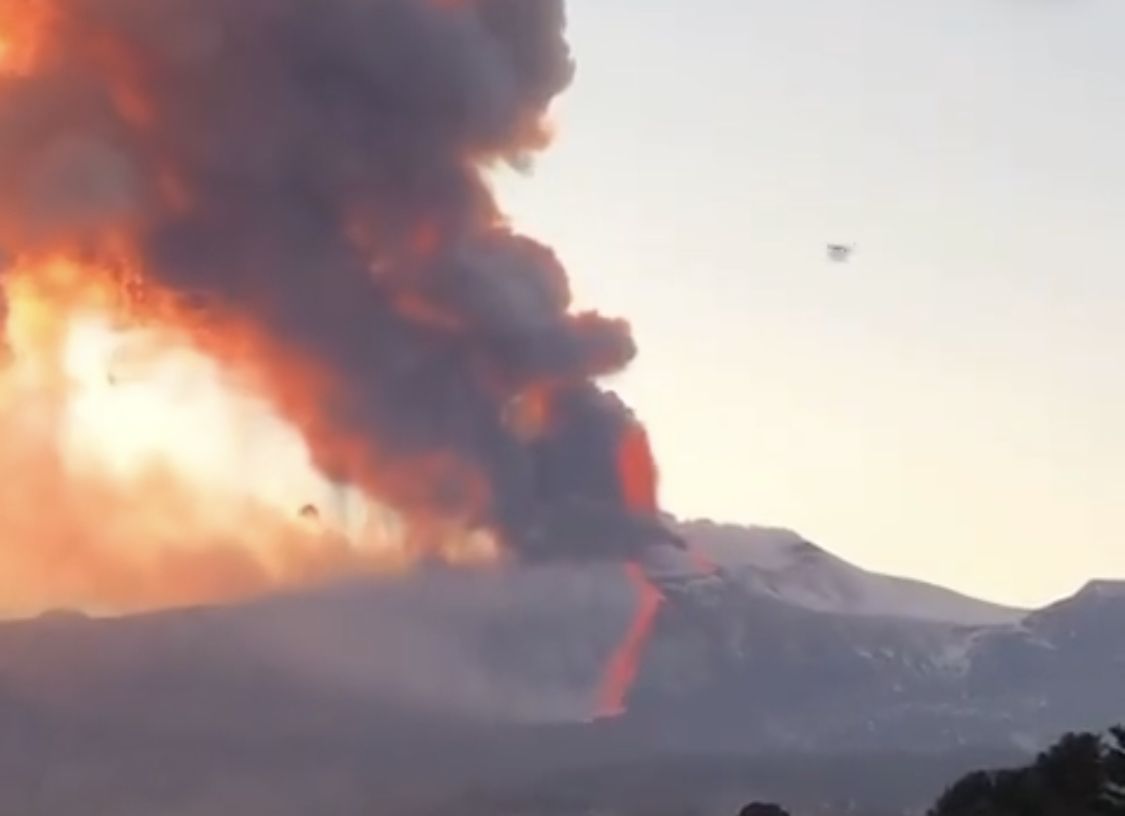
[0, 521, 1119, 815]
[679, 519, 1027, 626]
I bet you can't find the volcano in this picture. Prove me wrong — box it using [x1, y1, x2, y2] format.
[0, 0, 685, 616]
[0, 520, 1121, 815]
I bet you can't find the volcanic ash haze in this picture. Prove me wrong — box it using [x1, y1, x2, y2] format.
[0, 0, 682, 616]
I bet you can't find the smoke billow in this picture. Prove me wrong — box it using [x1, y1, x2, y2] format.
[0, 0, 674, 562]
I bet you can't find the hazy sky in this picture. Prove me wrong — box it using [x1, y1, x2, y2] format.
[493, 0, 1125, 607]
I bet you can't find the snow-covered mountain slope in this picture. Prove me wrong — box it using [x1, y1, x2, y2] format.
[0, 562, 643, 725]
[679, 520, 1026, 626]
[0, 540, 1120, 812]
[629, 563, 1125, 755]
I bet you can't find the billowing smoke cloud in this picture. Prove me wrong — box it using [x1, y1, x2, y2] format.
[0, 0, 675, 560]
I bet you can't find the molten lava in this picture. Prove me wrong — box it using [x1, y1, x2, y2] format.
[593, 422, 667, 718]
[617, 422, 659, 513]
[595, 561, 664, 719]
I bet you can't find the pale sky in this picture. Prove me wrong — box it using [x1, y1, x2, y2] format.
[493, 0, 1125, 608]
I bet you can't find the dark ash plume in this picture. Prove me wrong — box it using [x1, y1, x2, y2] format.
[0, 0, 668, 559]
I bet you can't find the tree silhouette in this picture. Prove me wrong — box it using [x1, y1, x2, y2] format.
[930, 726, 1125, 816]
[1106, 728, 1125, 810]
[738, 803, 790, 816]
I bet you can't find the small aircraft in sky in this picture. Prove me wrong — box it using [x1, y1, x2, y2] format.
[826, 243, 855, 263]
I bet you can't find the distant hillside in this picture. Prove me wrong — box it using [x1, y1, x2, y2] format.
[0, 523, 1119, 815]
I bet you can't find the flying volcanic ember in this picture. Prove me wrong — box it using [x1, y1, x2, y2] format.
[0, 0, 678, 710]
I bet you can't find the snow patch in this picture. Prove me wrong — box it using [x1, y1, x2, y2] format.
[679, 520, 1027, 626]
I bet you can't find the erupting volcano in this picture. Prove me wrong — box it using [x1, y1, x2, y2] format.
[0, 0, 680, 713]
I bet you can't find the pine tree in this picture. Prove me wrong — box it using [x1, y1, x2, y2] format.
[929, 726, 1125, 816]
[1105, 728, 1125, 813]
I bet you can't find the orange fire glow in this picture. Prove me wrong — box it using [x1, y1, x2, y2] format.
[503, 384, 554, 441]
[617, 422, 659, 513]
[595, 561, 664, 719]
[0, 254, 500, 617]
[0, 6, 659, 735]
[0, 1, 52, 75]
[592, 422, 668, 718]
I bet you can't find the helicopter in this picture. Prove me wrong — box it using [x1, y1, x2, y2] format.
[827, 243, 855, 262]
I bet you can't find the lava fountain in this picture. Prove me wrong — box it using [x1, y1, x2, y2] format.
[0, 0, 685, 716]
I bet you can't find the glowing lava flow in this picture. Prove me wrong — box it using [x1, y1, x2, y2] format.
[595, 421, 666, 719]
[616, 422, 659, 513]
[595, 560, 665, 719]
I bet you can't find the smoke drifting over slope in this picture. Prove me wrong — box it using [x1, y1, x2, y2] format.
[0, 0, 669, 569]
